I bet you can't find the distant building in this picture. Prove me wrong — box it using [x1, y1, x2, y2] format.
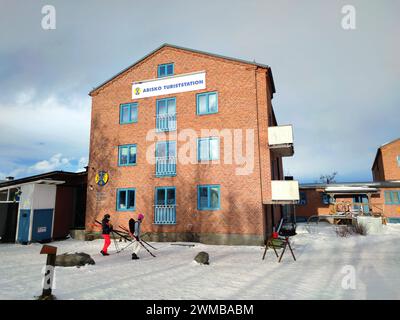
[296, 181, 400, 223]
[296, 138, 400, 223]
[372, 138, 400, 182]
[0, 170, 87, 243]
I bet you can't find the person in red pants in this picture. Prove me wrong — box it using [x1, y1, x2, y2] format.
[100, 214, 113, 256]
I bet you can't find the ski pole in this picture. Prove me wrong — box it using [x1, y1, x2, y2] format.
[119, 225, 158, 250]
[140, 239, 157, 250]
[134, 238, 156, 257]
[119, 240, 135, 252]
[111, 230, 120, 253]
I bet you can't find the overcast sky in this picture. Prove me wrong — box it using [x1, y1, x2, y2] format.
[0, 0, 399, 183]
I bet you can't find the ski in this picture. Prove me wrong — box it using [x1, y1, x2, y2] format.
[95, 219, 156, 257]
[119, 225, 158, 250]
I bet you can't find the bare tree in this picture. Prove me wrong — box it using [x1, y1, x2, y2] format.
[319, 171, 338, 184]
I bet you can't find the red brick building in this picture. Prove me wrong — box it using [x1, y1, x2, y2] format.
[85, 44, 299, 245]
[372, 138, 400, 182]
[296, 182, 400, 222]
[296, 137, 400, 223]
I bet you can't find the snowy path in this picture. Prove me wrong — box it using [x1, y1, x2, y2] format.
[1, 223, 400, 300]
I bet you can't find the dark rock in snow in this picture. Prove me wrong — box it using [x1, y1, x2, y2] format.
[194, 251, 209, 265]
[55, 252, 95, 267]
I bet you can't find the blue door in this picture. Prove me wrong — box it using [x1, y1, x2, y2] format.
[31, 209, 53, 242]
[353, 195, 369, 214]
[361, 196, 370, 215]
[17, 209, 31, 243]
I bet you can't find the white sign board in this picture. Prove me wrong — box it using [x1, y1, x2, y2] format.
[132, 71, 206, 99]
[38, 227, 47, 233]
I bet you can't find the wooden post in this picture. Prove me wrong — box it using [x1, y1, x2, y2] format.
[39, 245, 57, 300]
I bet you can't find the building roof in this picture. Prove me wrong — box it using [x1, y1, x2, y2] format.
[300, 181, 400, 190]
[0, 170, 87, 189]
[89, 43, 275, 96]
[372, 137, 400, 170]
[324, 186, 379, 194]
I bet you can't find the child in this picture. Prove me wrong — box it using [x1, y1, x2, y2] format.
[100, 214, 113, 256]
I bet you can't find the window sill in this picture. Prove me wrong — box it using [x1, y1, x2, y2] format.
[153, 223, 177, 225]
[196, 111, 219, 116]
[119, 121, 138, 125]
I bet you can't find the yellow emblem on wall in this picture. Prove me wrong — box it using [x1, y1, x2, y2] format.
[134, 87, 141, 95]
[95, 171, 109, 186]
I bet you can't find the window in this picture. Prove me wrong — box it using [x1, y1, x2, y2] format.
[154, 187, 176, 224]
[299, 192, 307, 205]
[119, 103, 138, 124]
[198, 137, 219, 161]
[197, 92, 218, 115]
[155, 187, 176, 206]
[116, 188, 136, 211]
[156, 97, 176, 131]
[397, 155, 400, 167]
[198, 185, 220, 210]
[155, 141, 177, 176]
[322, 193, 333, 205]
[158, 63, 174, 78]
[156, 141, 176, 158]
[118, 144, 137, 166]
[385, 191, 400, 205]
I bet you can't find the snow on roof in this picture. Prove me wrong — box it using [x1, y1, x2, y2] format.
[324, 186, 378, 193]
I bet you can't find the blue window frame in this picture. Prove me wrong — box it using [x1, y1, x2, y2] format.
[119, 103, 138, 124]
[155, 186, 176, 206]
[157, 63, 174, 78]
[198, 185, 220, 210]
[322, 193, 333, 205]
[118, 144, 137, 166]
[116, 188, 136, 211]
[154, 186, 176, 224]
[299, 192, 307, 205]
[155, 141, 177, 177]
[197, 137, 219, 161]
[156, 97, 176, 132]
[385, 191, 400, 205]
[196, 92, 218, 115]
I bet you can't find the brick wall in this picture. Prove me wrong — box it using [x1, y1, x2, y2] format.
[372, 139, 400, 181]
[296, 187, 400, 219]
[85, 46, 280, 243]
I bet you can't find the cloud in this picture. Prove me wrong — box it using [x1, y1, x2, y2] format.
[0, 153, 85, 180]
[29, 153, 71, 172]
[0, 92, 90, 179]
[0, 0, 399, 183]
[77, 157, 88, 173]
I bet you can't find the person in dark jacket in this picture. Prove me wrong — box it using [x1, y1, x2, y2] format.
[100, 214, 113, 256]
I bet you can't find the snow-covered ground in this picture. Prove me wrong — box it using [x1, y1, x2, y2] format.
[1, 222, 400, 300]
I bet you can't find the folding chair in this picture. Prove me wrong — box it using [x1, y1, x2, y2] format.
[262, 218, 297, 263]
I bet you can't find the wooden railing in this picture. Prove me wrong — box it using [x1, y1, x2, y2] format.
[329, 201, 385, 217]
